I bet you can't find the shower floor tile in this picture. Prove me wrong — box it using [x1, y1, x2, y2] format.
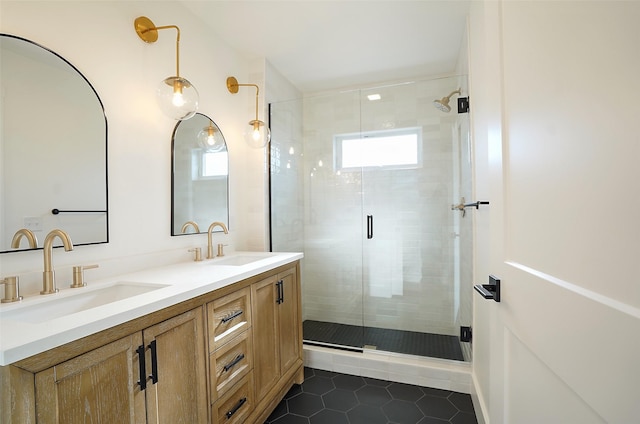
[264, 367, 477, 424]
[303, 320, 464, 361]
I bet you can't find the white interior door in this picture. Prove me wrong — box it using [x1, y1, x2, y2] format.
[474, 1, 640, 422]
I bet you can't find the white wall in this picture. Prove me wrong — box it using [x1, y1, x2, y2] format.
[0, 1, 268, 295]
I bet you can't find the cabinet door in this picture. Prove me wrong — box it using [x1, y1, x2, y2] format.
[251, 274, 280, 400]
[278, 267, 300, 373]
[35, 333, 146, 424]
[143, 307, 208, 424]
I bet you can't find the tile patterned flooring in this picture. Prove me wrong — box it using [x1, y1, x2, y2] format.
[265, 368, 477, 424]
[303, 320, 465, 361]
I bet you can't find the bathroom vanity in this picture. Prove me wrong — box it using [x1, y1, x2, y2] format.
[0, 252, 303, 423]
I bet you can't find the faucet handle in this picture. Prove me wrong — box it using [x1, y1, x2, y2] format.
[71, 264, 99, 288]
[1, 276, 23, 303]
[188, 247, 203, 262]
[217, 244, 228, 257]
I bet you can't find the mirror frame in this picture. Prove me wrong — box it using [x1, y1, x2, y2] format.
[171, 113, 229, 236]
[0, 33, 109, 254]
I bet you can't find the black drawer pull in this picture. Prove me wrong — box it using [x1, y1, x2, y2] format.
[223, 354, 245, 372]
[226, 397, 247, 419]
[221, 309, 243, 324]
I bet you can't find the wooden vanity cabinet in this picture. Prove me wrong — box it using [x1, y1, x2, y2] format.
[1, 260, 303, 424]
[35, 333, 146, 424]
[34, 307, 208, 424]
[251, 266, 302, 404]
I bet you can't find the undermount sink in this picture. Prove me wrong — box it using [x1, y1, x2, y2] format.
[0, 281, 168, 324]
[209, 253, 276, 266]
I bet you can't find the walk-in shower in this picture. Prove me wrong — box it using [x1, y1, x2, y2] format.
[270, 76, 473, 363]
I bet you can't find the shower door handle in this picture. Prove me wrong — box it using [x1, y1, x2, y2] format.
[367, 215, 373, 239]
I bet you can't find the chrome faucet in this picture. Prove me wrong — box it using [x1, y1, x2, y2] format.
[181, 220, 200, 234]
[207, 221, 228, 259]
[11, 228, 38, 249]
[42, 229, 74, 295]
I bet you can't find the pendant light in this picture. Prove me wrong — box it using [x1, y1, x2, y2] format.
[197, 120, 225, 152]
[134, 16, 199, 120]
[226, 76, 271, 148]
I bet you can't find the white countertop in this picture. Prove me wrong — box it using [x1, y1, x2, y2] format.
[0, 251, 303, 366]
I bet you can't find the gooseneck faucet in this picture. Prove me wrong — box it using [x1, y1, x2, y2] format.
[207, 221, 228, 259]
[181, 221, 200, 234]
[42, 229, 74, 295]
[11, 228, 38, 249]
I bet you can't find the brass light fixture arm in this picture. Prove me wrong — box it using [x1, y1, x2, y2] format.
[135, 17, 182, 77]
[227, 77, 261, 122]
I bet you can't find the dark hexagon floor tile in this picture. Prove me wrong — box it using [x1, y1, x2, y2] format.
[322, 388, 359, 411]
[355, 384, 392, 406]
[284, 384, 303, 400]
[416, 396, 459, 420]
[382, 398, 425, 424]
[347, 404, 388, 424]
[448, 392, 475, 414]
[304, 367, 315, 379]
[312, 368, 339, 379]
[309, 409, 349, 424]
[288, 392, 325, 417]
[266, 399, 289, 422]
[388, 382, 425, 402]
[363, 376, 392, 387]
[417, 416, 449, 424]
[271, 413, 310, 424]
[333, 373, 366, 391]
[451, 411, 479, 424]
[421, 387, 453, 398]
[303, 376, 335, 395]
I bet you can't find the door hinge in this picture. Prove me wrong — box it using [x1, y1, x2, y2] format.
[460, 326, 472, 343]
[458, 97, 469, 114]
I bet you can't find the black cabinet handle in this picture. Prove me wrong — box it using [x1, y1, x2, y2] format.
[148, 340, 158, 384]
[276, 280, 284, 304]
[221, 310, 243, 324]
[223, 353, 245, 372]
[136, 344, 147, 390]
[367, 215, 373, 239]
[226, 397, 247, 419]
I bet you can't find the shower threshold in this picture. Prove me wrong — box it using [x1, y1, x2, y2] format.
[303, 320, 465, 361]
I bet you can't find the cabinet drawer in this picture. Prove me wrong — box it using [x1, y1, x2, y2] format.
[208, 287, 251, 351]
[211, 372, 254, 424]
[210, 330, 253, 402]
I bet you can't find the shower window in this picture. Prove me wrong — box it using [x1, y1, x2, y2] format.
[334, 127, 422, 171]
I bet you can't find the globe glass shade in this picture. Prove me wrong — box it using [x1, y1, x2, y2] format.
[156, 76, 199, 120]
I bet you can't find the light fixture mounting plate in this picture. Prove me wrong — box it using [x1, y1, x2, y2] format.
[226, 76, 239, 94]
[135, 16, 158, 43]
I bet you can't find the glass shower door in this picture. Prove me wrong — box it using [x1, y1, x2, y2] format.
[270, 92, 366, 351]
[358, 80, 468, 360]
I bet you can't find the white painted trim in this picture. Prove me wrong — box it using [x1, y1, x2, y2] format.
[303, 345, 472, 394]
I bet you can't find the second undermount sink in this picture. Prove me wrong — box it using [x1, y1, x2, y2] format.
[209, 253, 276, 266]
[0, 281, 168, 324]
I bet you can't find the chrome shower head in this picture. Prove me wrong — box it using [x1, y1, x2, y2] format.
[433, 89, 462, 113]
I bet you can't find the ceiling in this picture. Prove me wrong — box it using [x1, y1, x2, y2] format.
[181, 1, 470, 93]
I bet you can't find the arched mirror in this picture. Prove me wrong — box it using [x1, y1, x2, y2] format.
[0, 34, 108, 253]
[171, 113, 229, 235]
